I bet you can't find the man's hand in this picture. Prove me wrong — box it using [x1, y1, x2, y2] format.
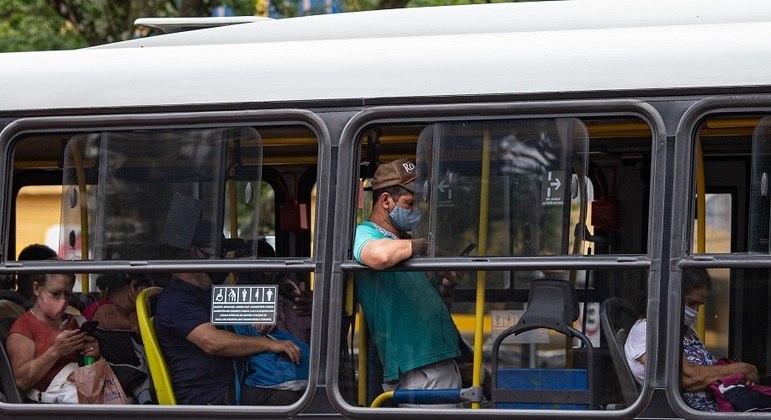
[439, 271, 463, 289]
[411, 238, 428, 257]
[268, 339, 302, 365]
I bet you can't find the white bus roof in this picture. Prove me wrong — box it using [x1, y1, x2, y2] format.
[110, 0, 771, 48]
[2, 0, 771, 112]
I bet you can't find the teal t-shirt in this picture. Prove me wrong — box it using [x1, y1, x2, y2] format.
[353, 221, 460, 382]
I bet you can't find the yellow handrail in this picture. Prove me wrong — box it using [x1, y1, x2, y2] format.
[471, 129, 491, 409]
[370, 391, 394, 408]
[136, 287, 177, 405]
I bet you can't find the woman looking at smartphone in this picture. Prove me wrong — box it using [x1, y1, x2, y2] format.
[6, 272, 100, 403]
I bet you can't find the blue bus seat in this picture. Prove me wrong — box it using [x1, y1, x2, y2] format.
[490, 279, 595, 409]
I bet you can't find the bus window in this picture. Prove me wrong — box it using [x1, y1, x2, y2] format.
[700, 267, 730, 359]
[225, 180, 275, 250]
[749, 116, 771, 253]
[7, 120, 320, 409]
[412, 118, 590, 258]
[680, 114, 771, 413]
[345, 114, 654, 411]
[340, 267, 648, 410]
[691, 194, 732, 360]
[693, 193, 732, 254]
[14, 185, 62, 259]
[55, 127, 264, 261]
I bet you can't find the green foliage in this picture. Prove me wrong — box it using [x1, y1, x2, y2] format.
[407, 0, 527, 6]
[0, 0, 86, 52]
[0, 0, 259, 51]
[1, 0, 543, 51]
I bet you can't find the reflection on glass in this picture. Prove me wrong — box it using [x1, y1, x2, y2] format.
[413, 119, 589, 258]
[59, 128, 263, 260]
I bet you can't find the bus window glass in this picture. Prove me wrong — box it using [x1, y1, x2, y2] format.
[700, 267, 730, 359]
[10, 122, 319, 407]
[692, 193, 732, 254]
[261, 182, 276, 242]
[749, 116, 771, 252]
[413, 119, 590, 258]
[57, 128, 263, 261]
[15, 185, 62, 258]
[691, 194, 732, 359]
[678, 267, 768, 411]
[686, 115, 771, 412]
[341, 268, 648, 410]
[716, 267, 771, 374]
[696, 116, 756, 254]
[347, 115, 653, 411]
[224, 180, 274, 255]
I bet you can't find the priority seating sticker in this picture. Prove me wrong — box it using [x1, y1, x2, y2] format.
[211, 285, 278, 325]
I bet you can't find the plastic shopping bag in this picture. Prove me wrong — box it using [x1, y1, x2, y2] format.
[69, 359, 129, 404]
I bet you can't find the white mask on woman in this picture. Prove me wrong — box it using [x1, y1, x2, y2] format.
[683, 306, 698, 326]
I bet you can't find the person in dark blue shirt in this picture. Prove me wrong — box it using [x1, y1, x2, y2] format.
[154, 219, 302, 405]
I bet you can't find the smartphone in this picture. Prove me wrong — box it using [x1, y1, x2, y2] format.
[79, 320, 99, 335]
[460, 243, 476, 256]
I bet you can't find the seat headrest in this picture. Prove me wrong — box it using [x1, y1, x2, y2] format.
[512, 278, 579, 336]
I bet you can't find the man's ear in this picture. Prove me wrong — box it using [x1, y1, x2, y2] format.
[380, 192, 391, 210]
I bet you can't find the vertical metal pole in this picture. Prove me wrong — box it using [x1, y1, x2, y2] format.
[471, 129, 491, 409]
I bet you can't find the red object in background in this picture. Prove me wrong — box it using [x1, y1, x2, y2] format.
[280, 201, 309, 232]
[591, 199, 620, 230]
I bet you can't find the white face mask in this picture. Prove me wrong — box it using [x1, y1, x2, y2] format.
[684, 306, 698, 326]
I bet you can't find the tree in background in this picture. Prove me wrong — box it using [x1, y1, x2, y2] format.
[0, 0, 86, 51]
[0, 0, 257, 51]
[1, 0, 530, 52]
[46, 0, 258, 45]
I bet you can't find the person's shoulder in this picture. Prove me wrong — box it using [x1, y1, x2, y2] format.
[8, 311, 34, 334]
[628, 318, 647, 336]
[158, 277, 192, 296]
[158, 279, 206, 310]
[356, 221, 385, 239]
[356, 221, 376, 231]
[82, 298, 111, 320]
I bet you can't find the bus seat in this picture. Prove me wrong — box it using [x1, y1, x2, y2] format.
[600, 298, 639, 407]
[136, 286, 176, 405]
[0, 317, 24, 403]
[490, 279, 596, 409]
[0, 300, 24, 319]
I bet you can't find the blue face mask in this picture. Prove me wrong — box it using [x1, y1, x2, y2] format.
[389, 204, 422, 233]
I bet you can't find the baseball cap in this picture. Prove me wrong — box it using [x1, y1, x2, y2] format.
[371, 159, 417, 192]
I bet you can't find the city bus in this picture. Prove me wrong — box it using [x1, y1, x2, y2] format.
[1, 0, 771, 418]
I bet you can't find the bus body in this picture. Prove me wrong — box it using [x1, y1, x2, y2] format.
[1, 0, 771, 418]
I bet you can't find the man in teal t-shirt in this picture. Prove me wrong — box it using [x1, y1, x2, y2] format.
[353, 159, 461, 408]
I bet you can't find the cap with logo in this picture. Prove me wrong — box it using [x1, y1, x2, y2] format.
[371, 158, 417, 192]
